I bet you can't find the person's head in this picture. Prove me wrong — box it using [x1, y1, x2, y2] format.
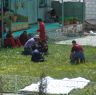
[37, 18, 42, 22]
[28, 33, 34, 39]
[4, 22, 7, 25]
[34, 35, 39, 41]
[6, 32, 12, 38]
[7, 31, 12, 34]
[23, 31, 27, 35]
[72, 40, 76, 46]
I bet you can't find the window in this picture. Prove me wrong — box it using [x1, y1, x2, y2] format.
[39, 0, 47, 8]
[3, 0, 9, 9]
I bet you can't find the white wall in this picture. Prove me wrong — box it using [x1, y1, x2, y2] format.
[85, 0, 96, 20]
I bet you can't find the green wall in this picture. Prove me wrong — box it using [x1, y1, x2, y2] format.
[52, 1, 85, 22]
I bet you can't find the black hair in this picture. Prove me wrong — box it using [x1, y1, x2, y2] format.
[23, 31, 27, 34]
[37, 18, 42, 22]
[72, 40, 76, 44]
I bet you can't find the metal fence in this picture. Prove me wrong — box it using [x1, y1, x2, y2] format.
[0, 75, 39, 94]
[47, 23, 84, 43]
[0, 75, 96, 95]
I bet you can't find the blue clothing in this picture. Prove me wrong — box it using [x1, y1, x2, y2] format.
[70, 43, 85, 64]
[31, 49, 44, 62]
[24, 38, 35, 48]
[23, 37, 36, 55]
[74, 51, 85, 60]
[24, 47, 32, 55]
[70, 51, 85, 64]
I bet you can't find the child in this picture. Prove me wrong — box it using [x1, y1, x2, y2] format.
[70, 40, 85, 64]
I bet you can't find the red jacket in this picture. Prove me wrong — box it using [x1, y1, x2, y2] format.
[5, 37, 16, 47]
[37, 22, 46, 41]
[71, 44, 83, 52]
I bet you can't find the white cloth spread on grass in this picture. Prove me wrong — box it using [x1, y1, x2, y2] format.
[20, 76, 90, 94]
[56, 35, 96, 46]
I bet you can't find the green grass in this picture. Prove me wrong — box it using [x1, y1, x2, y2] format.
[0, 44, 96, 94]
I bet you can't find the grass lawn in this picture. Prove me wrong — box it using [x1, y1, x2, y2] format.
[0, 44, 96, 94]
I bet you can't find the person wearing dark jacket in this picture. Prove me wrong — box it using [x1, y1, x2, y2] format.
[31, 46, 44, 62]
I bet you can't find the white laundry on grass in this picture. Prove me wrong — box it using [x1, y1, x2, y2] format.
[19, 76, 90, 95]
[56, 35, 96, 46]
[89, 30, 96, 36]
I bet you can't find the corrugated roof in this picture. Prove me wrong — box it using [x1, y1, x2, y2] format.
[53, 0, 83, 3]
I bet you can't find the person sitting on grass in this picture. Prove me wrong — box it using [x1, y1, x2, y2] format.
[19, 31, 28, 46]
[31, 45, 44, 62]
[4, 32, 22, 48]
[70, 40, 85, 64]
[4, 32, 17, 48]
[38, 40, 48, 55]
[23, 37, 36, 55]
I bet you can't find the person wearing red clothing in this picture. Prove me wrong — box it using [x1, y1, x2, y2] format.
[70, 40, 85, 64]
[37, 18, 46, 42]
[15, 37, 22, 47]
[19, 31, 28, 45]
[4, 32, 16, 48]
[4, 32, 22, 48]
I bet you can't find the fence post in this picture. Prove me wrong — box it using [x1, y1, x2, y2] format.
[0, 39, 1, 48]
[39, 73, 47, 95]
[15, 75, 18, 95]
[0, 75, 3, 95]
